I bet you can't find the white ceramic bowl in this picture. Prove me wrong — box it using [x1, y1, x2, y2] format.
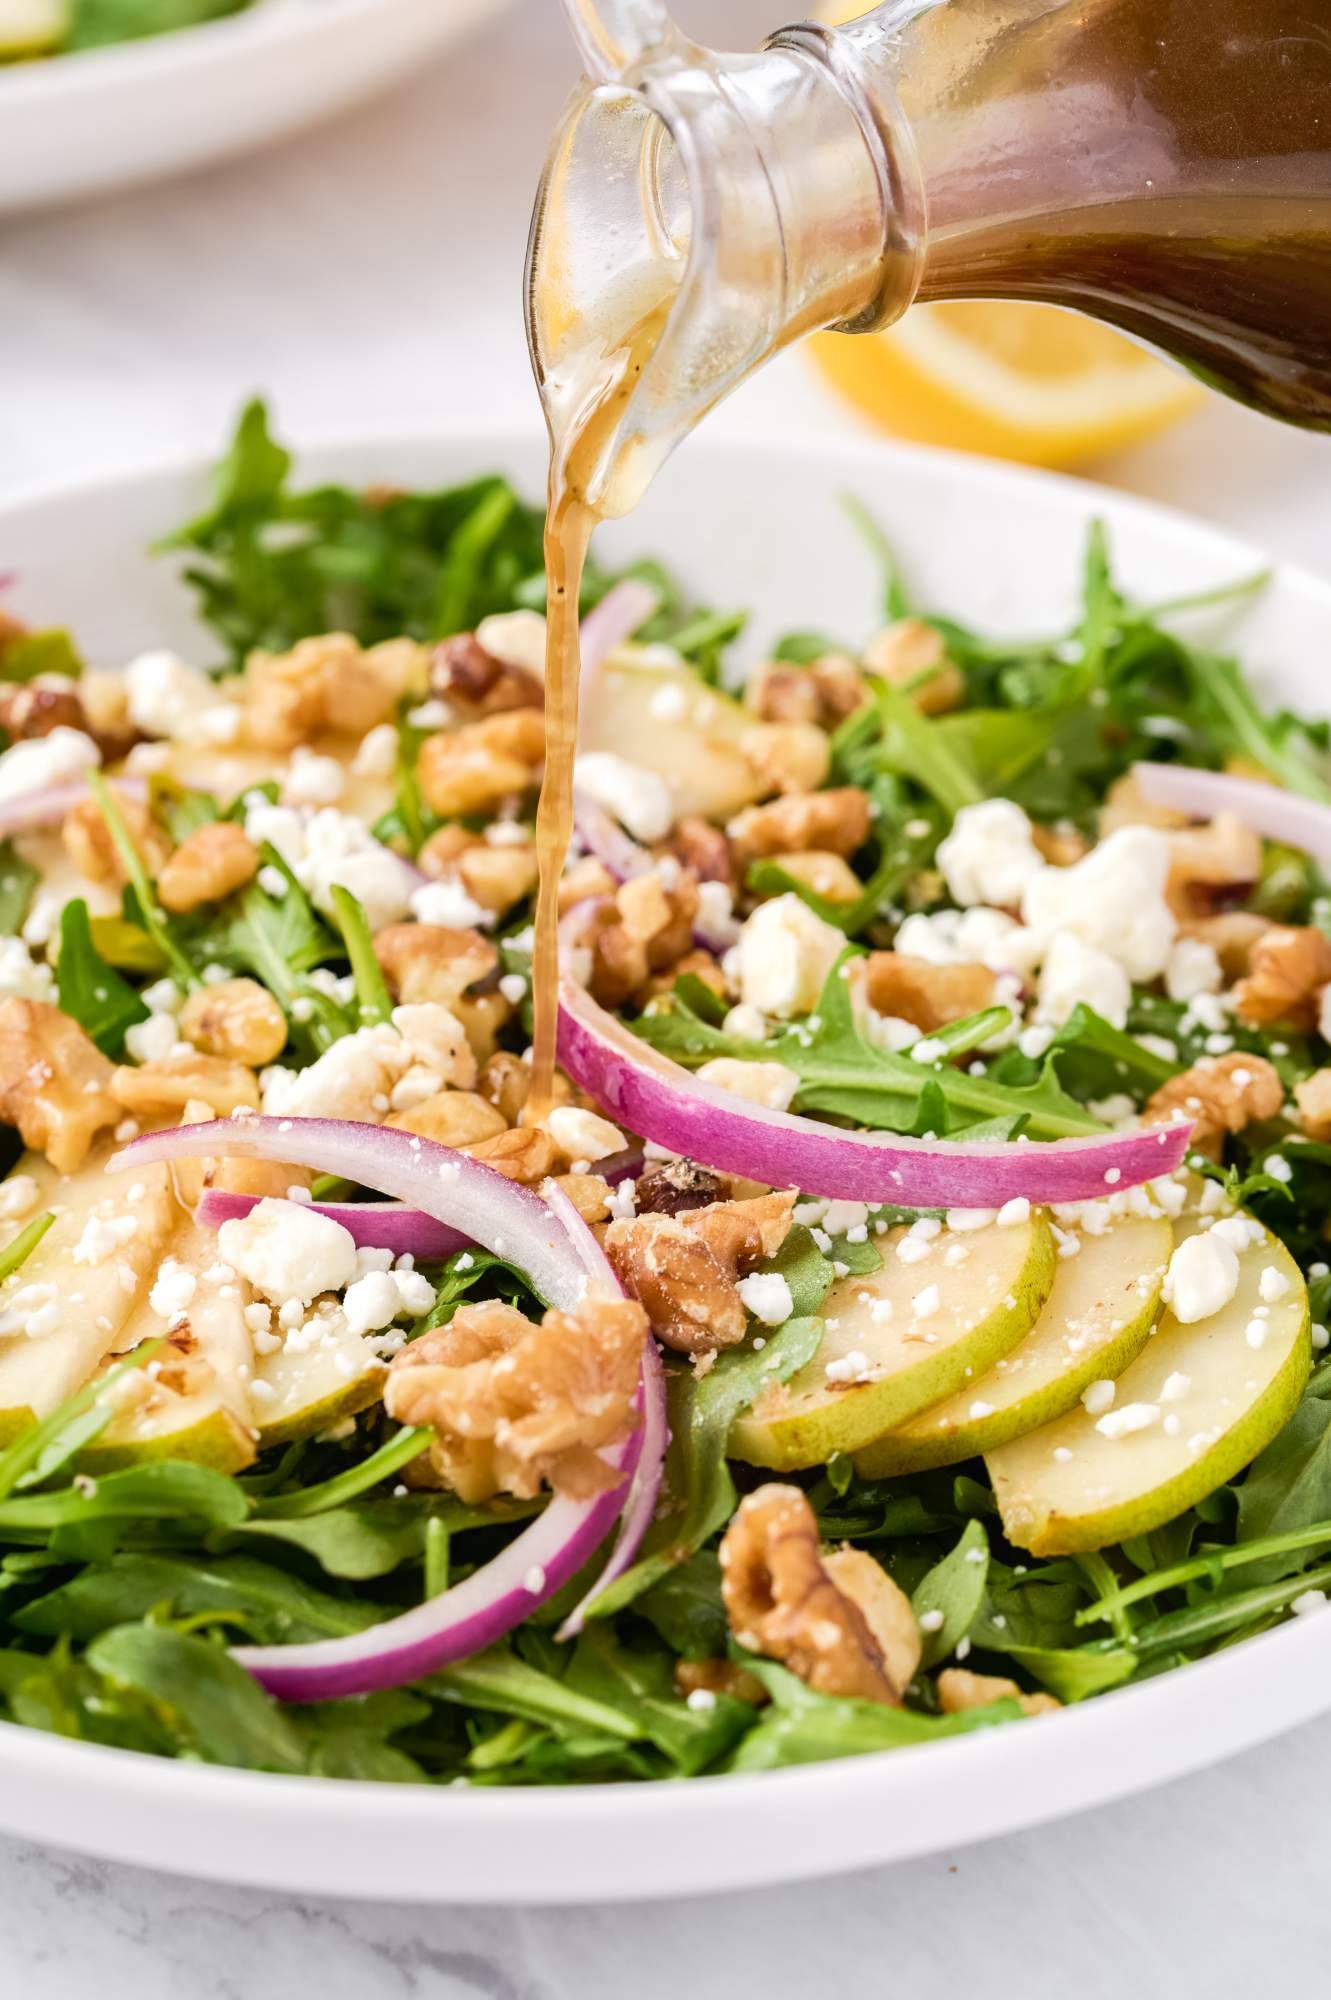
[1, 427, 1329, 1903]
[0, 0, 509, 213]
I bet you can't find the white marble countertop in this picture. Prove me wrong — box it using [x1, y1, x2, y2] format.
[3, 0, 1331, 1985]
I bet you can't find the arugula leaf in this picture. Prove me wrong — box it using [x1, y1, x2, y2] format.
[728, 1660, 1018, 1771]
[235, 1495, 528, 1581]
[1235, 1375, 1331, 1580]
[55, 899, 149, 1056]
[0, 842, 38, 935]
[199, 846, 342, 1048]
[911, 1520, 989, 1667]
[329, 884, 394, 1025]
[86, 771, 198, 990]
[87, 1624, 307, 1772]
[428, 1648, 641, 1742]
[565, 1624, 751, 1774]
[15, 1552, 382, 1647]
[0, 1460, 248, 1539]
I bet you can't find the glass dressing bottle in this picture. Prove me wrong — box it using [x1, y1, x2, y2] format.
[526, 0, 1331, 515]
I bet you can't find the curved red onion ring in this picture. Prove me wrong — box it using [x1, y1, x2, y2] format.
[1133, 761, 1331, 863]
[572, 793, 654, 882]
[110, 1116, 666, 1700]
[196, 1190, 469, 1261]
[557, 977, 1193, 1207]
[577, 576, 660, 708]
[0, 774, 145, 840]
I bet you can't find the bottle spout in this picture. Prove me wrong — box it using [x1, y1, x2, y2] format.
[526, 3, 924, 517]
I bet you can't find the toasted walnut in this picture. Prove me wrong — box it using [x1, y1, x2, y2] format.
[390, 1089, 508, 1148]
[479, 1050, 534, 1124]
[729, 786, 871, 864]
[111, 1050, 260, 1119]
[1180, 909, 1272, 981]
[1031, 822, 1089, 867]
[642, 946, 727, 1003]
[451, 987, 514, 1063]
[158, 822, 260, 914]
[822, 1547, 923, 1692]
[1098, 771, 1189, 835]
[416, 710, 545, 818]
[671, 815, 734, 886]
[384, 1293, 646, 1502]
[1234, 925, 1331, 1029]
[374, 923, 498, 1006]
[0, 679, 88, 742]
[559, 856, 619, 912]
[605, 1190, 794, 1354]
[552, 1172, 614, 1224]
[863, 619, 962, 715]
[810, 652, 873, 724]
[1166, 813, 1263, 920]
[0, 999, 119, 1171]
[78, 671, 139, 760]
[179, 978, 287, 1067]
[463, 1124, 558, 1184]
[719, 1485, 913, 1705]
[589, 872, 699, 1010]
[1295, 1070, 1331, 1141]
[243, 632, 423, 750]
[745, 655, 871, 730]
[937, 1667, 1060, 1719]
[773, 852, 863, 905]
[1144, 1050, 1284, 1156]
[62, 792, 171, 887]
[740, 721, 831, 798]
[635, 1158, 730, 1216]
[865, 952, 996, 1032]
[674, 1658, 769, 1706]
[416, 825, 539, 915]
[431, 632, 543, 717]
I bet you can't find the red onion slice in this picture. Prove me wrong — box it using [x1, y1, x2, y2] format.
[1133, 761, 1331, 863]
[578, 577, 659, 685]
[110, 1116, 667, 1699]
[557, 978, 1193, 1207]
[0, 775, 145, 840]
[572, 793, 654, 882]
[196, 1190, 469, 1262]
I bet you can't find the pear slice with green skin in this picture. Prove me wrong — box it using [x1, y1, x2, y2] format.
[0, 1151, 178, 1443]
[855, 1214, 1172, 1477]
[730, 1211, 1056, 1471]
[250, 1319, 387, 1445]
[581, 655, 765, 821]
[83, 1222, 259, 1476]
[986, 1214, 1310, 1557]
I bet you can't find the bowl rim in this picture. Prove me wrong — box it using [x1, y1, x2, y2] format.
[1, 420, 1329, 1904]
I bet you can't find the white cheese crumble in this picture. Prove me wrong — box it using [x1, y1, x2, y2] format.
[1035, 930, 1130, 1030]
[573, 752, 674, 843]
[736, 1271, 794, 1326]
[124, 1011, 182, 1065]
[149, 1258, 197, 1323]
[1094, 1401, 1160, 1439]
[0, 935, 54, 1003]
[1164, 935, 1223, 1002]
[695, 1057, 799, 1112]
[281, 747, 345, 808]
[217, 1198, 359, 1307]
[546, 1104, 626, 1163]
[476, 609, 547, 677]
[936, 798, 1046, 910]
[727, 894, 844, 1019]
[0, 724, 100, 804]
[124, 649, 218, 740]
[1021, 824, 1177, 982]
[1163, 1230, 1240, 1324]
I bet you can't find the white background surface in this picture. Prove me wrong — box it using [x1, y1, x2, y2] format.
[3, 0, 1331, 1986]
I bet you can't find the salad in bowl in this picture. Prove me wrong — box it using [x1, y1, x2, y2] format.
[0, 0, 254, 60]
[0, 402, 1328, 1790]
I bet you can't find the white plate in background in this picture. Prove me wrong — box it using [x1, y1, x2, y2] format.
[0, 0, 509, 212]
[0, 426, 1329, 1901]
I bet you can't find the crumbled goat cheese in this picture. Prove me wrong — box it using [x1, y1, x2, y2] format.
[217, 1198, 358, 1307]
[893, 905, 1039, 976]
[0, 935, 55, 1003]
[695, 1057, 800, 1112]
[124, 1011, 182, 1065]
[1095, 1401, 1161, 1439]
[124, 649, 217, 739]
[342, 1271, 403, 1338]
[1081, 1379, 1116, 1416]
[1021, 825, 1176, 981]
[0, 725, 100, 805]
[547, 1104, 626, 1162]
[410, 878, 492, 931]
[736, 1272, 794, 1325]
[1259, 1264, 1292, 1303]
[1165, 935, 1223, 1002]
[475, 609, 547, 677]
[936, 798, 1046, 910]
[696, 879, 742, 948]
[352, 723, 400, 779]
[997, 1197, 1031, 1227]
[0, 1174, 38, 1220]
[723, 1003, 767, 1041]
[281, 748, 345, 808]
[72, 1211, 138, 1265]
[149, 1258, 197, 1323]
[728, 894, 845, 1018]
[573, 752, 674, 843]
[1036, 930, 1131, 1029]
[1163, 1230, 1240, 1324]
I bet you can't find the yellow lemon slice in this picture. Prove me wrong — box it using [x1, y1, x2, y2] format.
[810, 300, 1203, 468]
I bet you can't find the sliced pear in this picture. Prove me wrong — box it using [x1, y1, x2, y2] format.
[250, 1318, 387, 1445]
[0, 1151, 178, 1441]
[581, 653, 765, 821]
[730, 1212, 1056, 1471]
[160, 738, 394, 826]
[84, 1223, 258, 1475]
[856, 1215, 1171, 1476]
[987, 1215, 1310, 1556]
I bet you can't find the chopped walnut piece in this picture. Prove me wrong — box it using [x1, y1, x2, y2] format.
[431, 632, 543, 717]
[552, 1172, 614, 1224]
[729, 786, 871, 864]
[463, 1125, 558, 1184]
[1030, 822, 1089, 867]
[450, 988, 514, 1064]
[243, 632, 423, 750]
[1144, 1050, 1284, 1157]
[674, 1658, 769, 1706]
[1234, 925, 1331, 1029]
[719, 1485, 913, 1705]
[862, 619, 963, 714]
[1295, 1070, 1331, 1141]
[739, 721, 831, 799]
[812, 653, 874, 724]
[390, 1089, 508, 1148]
[745, 654, 871, 730]
[416, 825, 539, 915]
[1166, 814, 1263, 920]
[559, 856, 619, 912]
[1098, 771, 1189, 835]
[864, 951, 996, 1033]
[1181, 909, 1272, 981]
[478, 1049, 534, 1124]
[384, 1292, 646, 1503]
[775, 852, 864, 905]
[374, 923, 498, 1006]
[416, 710, 545, 818]
[588, 871, 699, 1010]
[0, 679, 88, 742]
[158, 822, 260, 914]
[634, 1158, 730, 1216]
[0, 999, 119, 1171]
[605, 1190, 794, 1354]
[62, 792, 171, 888]
[111, 1050, 260, 1119]
[179, 978, 287, 1067]
[642, 947, 727, 1004]
[671, 815, 734, 887]
[937, 1667, 1060, 1719]
[822, 1547, 923, 1693]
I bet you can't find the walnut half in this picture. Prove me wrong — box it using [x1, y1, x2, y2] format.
[604, 1191, 795, 1354]
[0, 999, 120, 1171]
[384, 1293, 647, 1503]
[719, 1485, 920, 1705]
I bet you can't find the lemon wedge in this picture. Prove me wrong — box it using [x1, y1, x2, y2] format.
[810, 300, 1203, 468]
